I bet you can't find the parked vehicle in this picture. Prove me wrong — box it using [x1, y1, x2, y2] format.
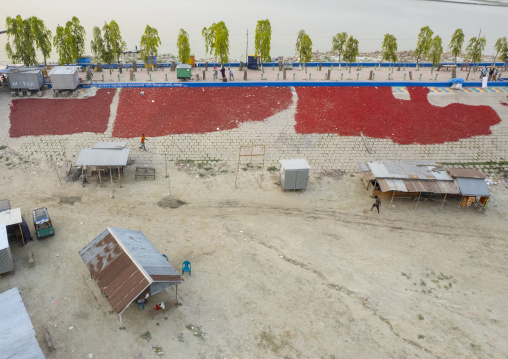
[32, 207, 54, 239]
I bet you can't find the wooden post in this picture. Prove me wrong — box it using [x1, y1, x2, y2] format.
[441, 193, 447, 210]
[415, 192, 422, 209]
[390, 191, 395, 207]
[19, 224, 25, 246]
[99, 168, 102, 186]
[53, 161, 62, 186]
[109, 166, 113, 184]
[119, 313, 123, 327]
[283, 68, 287, 80]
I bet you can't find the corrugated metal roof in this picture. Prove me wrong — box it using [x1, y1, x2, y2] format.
[0, 207, 22, 226]
[446, 168, 487, 179]
[0, 224, 8, 251]
[92, 142, 127, 149]
[49, 66, 78, 75]
[79, 228, 182, 314]
[0, 287, 45, 359]
[8, 68, 42, 75]
[76, 148, 130, 166]
[110, 228, 181, 282]
[0, 199, 10, 212]
[279, 159, 311, 170]
[367, 161, 452, 180]
[455, 178, 491, 197]
[361, 170, 375, 182]
[378, 179, 460, 194]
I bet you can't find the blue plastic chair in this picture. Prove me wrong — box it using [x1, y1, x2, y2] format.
[182, 261, 191, 276]
[137, 302, 145, 310]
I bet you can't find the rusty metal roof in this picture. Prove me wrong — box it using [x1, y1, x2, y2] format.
[377, 178, 460, 194]
[365, 161, 453, 181]
[79, 228, 182, 314]
[446, 168, 487, 179]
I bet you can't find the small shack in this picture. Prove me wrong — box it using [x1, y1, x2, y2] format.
[0, 224, 14, 275]
[49, 66, 80, 90]
[279, 159, 311, 191]
[358, 161, 460, 208]
[446, 168, 491, 212]
[0, 287, 45, 358]
[7, 68, 44, 91]
[0, 208, 30, 246]
[248, 54, 261, 70]
[76, 142, 130, 185]
[79, 227, 183, 325]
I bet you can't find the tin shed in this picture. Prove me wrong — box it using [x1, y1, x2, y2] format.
[0, 224, 14, 274]
[49, 66, 80, 90]
[8, 68, 44, 90]
[0, 287, 45, 359]
[279, 159, 311, 190]
[79, 228, 183, 323]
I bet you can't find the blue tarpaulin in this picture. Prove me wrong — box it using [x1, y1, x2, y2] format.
[449, 78, 465, 85]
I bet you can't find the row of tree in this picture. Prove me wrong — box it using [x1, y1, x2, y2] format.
[4, 16, 508, 69]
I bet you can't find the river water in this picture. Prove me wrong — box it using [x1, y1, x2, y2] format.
[1, 0, 507, 63]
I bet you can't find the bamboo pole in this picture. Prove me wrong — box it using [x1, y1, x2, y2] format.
[389, 191, 395, 207]
[441, 193, 447, 210]
[415, 192, 422, 209]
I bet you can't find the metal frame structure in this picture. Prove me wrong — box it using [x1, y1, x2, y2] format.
[235, 145, 265, 188]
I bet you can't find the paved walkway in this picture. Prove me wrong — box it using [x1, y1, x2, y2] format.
[1, 86, 507, 173]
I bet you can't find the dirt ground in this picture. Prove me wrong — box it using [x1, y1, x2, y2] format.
[1, 151, 507, 359]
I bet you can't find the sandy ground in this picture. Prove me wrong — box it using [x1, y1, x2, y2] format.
[1, 150, 507, 359]
[87, 64, 507, 84]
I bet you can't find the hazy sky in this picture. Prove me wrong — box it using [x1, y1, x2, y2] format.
[1, 0, 507, 63]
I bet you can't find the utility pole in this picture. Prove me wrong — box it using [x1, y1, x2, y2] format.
[246, 29, 248, 65]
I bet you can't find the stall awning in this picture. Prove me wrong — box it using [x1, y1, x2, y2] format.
[0, 208, 22, 226]
[76, 148, 130, 167]
[455, 178, 490, 197]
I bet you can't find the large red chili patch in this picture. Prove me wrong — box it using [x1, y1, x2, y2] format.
[294, 87, 501, 144]
[113, 87, 292, 137]
[9, 89, 115, 137]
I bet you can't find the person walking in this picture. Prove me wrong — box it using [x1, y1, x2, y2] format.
[481, 66, 487, 78]
[140, 134, 147, 151]
[213, 66, 218, 80]
[488, 67, 494, 81]
[370, 195, 381, 213]
[229, 68, 234, 81]
[493, 68, 498, 81]
[220, 67, 226, 82]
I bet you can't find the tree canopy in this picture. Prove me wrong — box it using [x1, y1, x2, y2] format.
[381, 34, 397, 68]
[90, 26, 106, 62]
[448, 29, 464, 64]
[429, 35, 443, 66]
[255, 19, 272, 66]
[53, 16, 86, 65]
[331, 32, 348, 67]
[30, 17, 52, 65]
[295, 30, 312, 65]
[140, 25, 161, 62]
[465, 35, 486, 65]
[4, 15, 51, 66]
[414, 26, 434, 64]
[343, 35, 359, 72]
[494, 37, 507, 64]
[177, 29, 191, 64]
[103, 20, 126, 64]
[202, 22, 230, 65]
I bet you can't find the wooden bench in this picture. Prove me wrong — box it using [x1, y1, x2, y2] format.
[43, 327, 55, 351]
[135, 173, 155, 180]
[28, 251, 34, 268]
[136, 166, 155, 173]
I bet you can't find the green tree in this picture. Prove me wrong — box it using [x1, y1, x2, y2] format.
[343, 35, 359, 73]
[295, 30, 312, 65]
[4, 15, 37, 66]
[103, 20, 126, 67]
[90, 26, 105, 61]
[30, 17, 52, 65]
[67, 16, 86, 59]
[202, 22, 230, 65]
[448, 28, 464, 64]
[53, 17, 86, 64]
[493, 37, 507, 64]
[414, 26, 434, 64]
[177, 29, 191, 64]
[465, 35, 486, 72]
[429, 36, 443, 69]
[53, 25, 74, 65]
[381, 34, 397, 71]
[255, 19, 272, 70]
[140, 25, 162, 64]
[331, 32, 348, 69]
